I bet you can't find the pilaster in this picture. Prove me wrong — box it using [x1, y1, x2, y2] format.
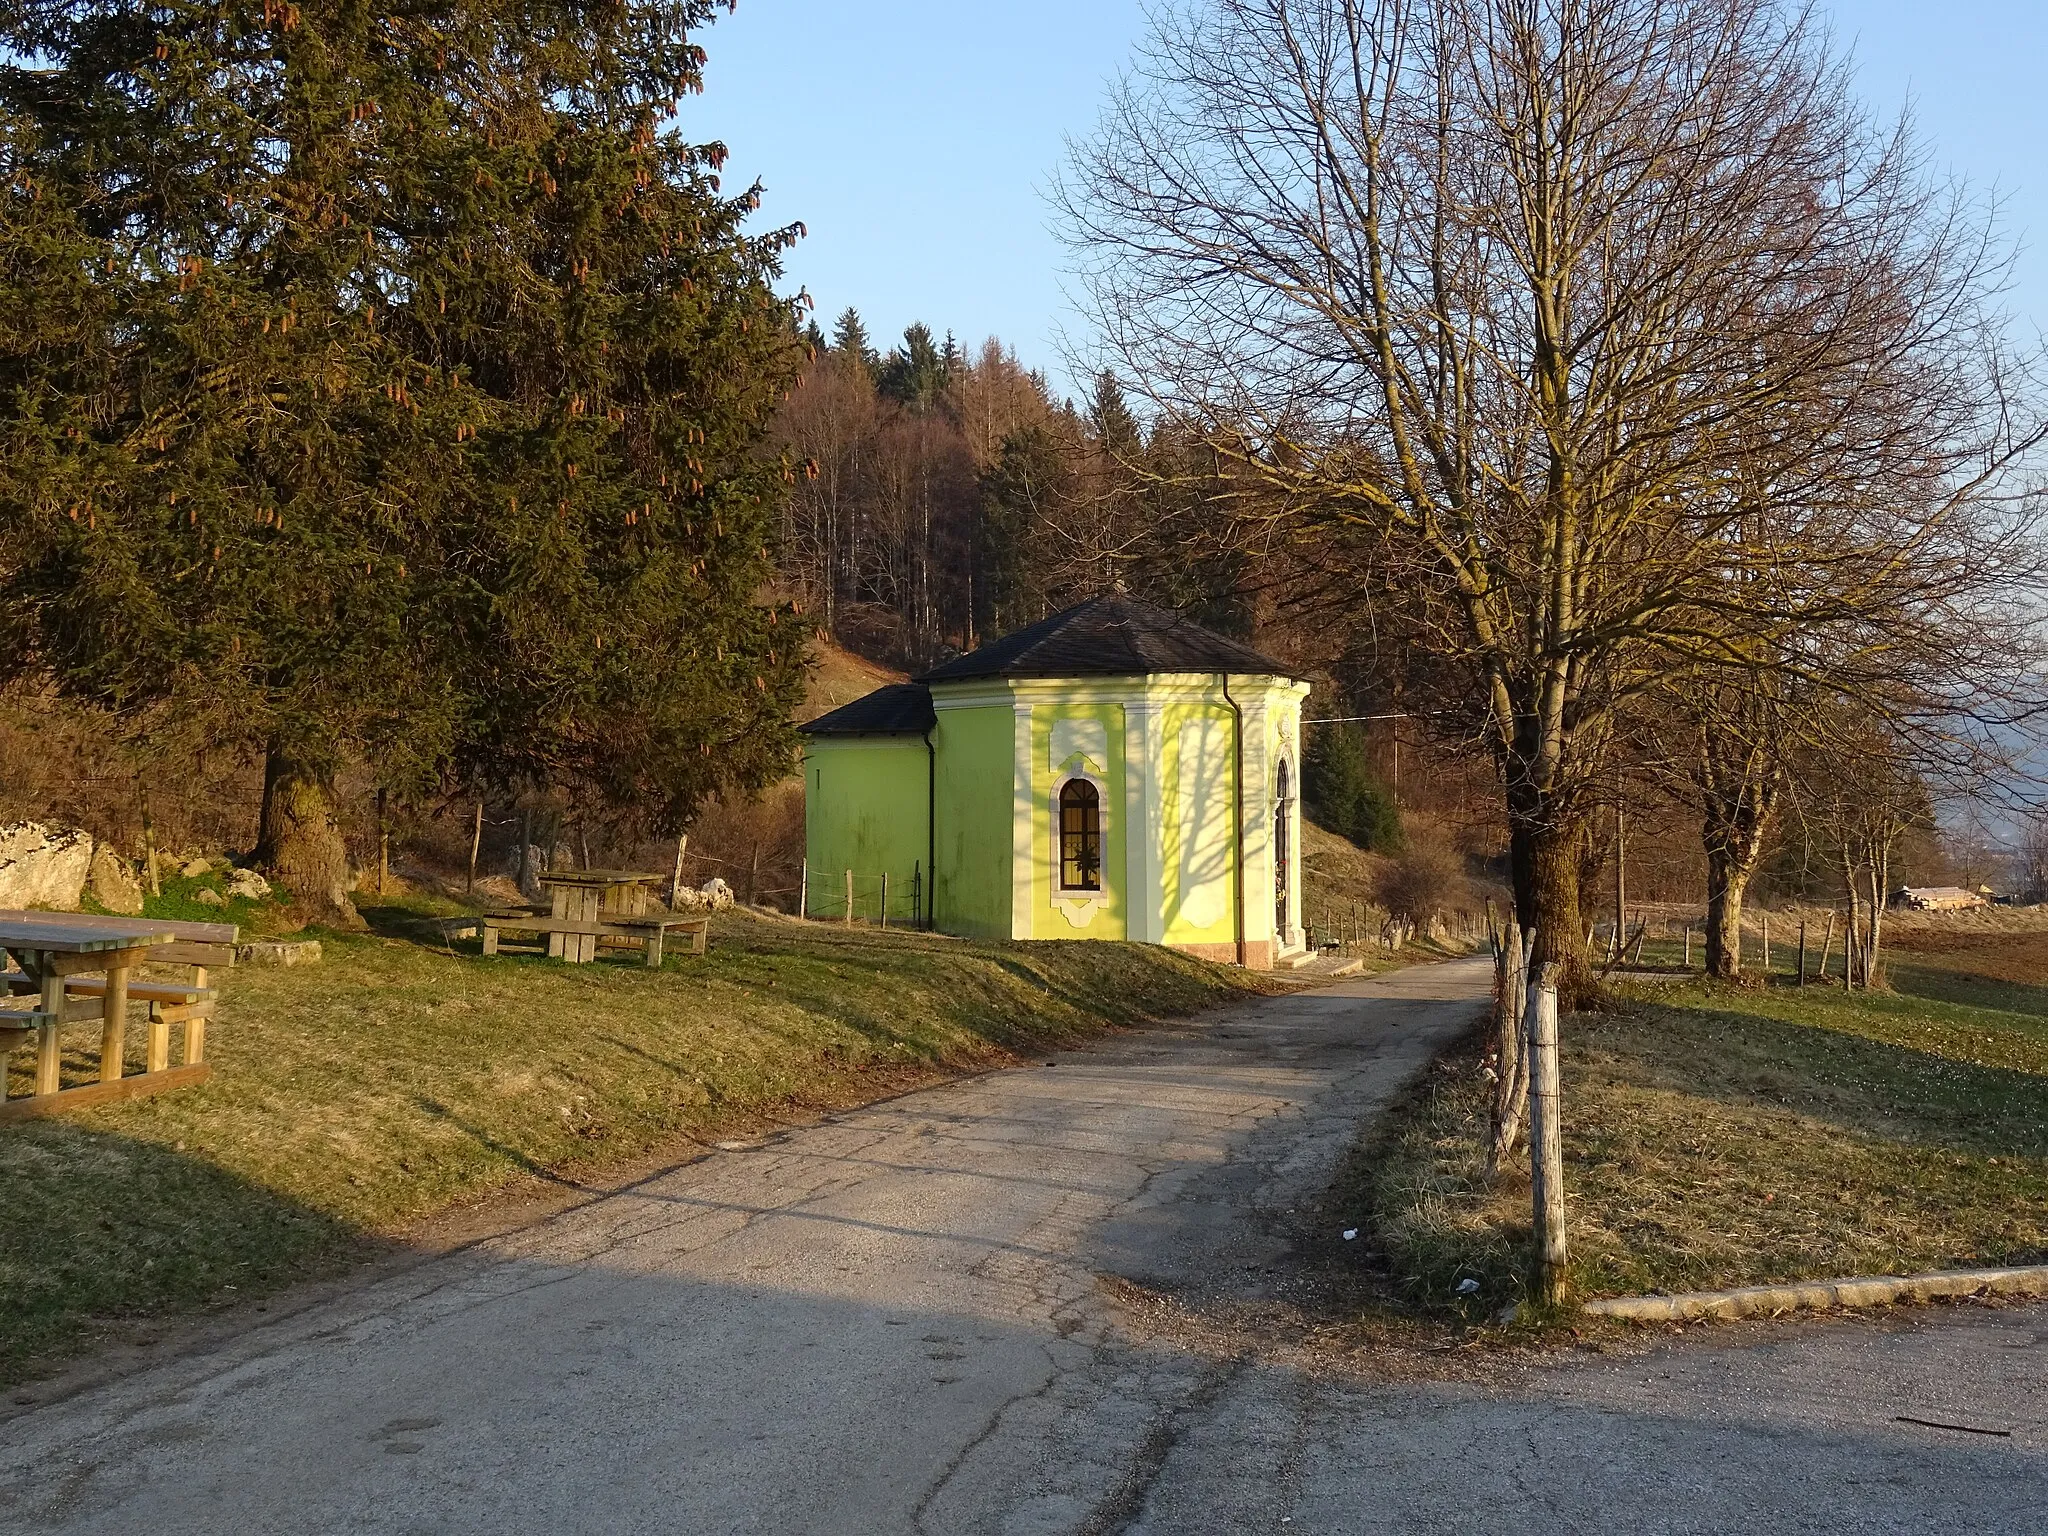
[1010, 696, 1035, 939]
[1122, 698, 1166, 943]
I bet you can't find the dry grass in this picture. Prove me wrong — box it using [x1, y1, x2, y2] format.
[799, 636, 906, 722]
[1301, 819, 1392, 918]
[0, 903, 1269, 1384]
[1337, 938, 2048, 1322]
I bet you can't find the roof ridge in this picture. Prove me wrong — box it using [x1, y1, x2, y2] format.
[915, 594, 1298, 685]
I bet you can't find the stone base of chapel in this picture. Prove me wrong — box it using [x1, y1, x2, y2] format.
[1169, 939, 1276, 972]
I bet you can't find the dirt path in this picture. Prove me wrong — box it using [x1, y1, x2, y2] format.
[1, 955, 2039, 1533]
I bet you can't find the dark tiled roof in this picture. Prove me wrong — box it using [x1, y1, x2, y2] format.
[798, 682, 936, 737]
[918, 596, 1297, 683]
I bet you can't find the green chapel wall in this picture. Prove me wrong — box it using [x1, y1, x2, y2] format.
[802, 737, 933, 923]
[804, 673, 1305, 957]
[931, 702, 1014, 938]
[1024, 701, 1129, 941]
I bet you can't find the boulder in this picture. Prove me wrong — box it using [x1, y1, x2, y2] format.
[237, 939, 322, 967]
[697, 877, 735, 913]
[180, 856, 215, 879]
[225, 868, 273, 901]
[89, 848, 145, 915]
[502, 846, 549, 903]
[192, 887, 226, 907]
[0, 823, 95, 910]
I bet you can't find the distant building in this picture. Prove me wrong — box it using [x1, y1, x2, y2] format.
[1890, 886, 1987, 912]
[798, 597, 1310, 969]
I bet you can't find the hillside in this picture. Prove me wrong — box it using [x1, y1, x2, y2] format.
[798, 638, 906, 724]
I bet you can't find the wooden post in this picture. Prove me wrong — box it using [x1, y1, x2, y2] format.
[670, 834, 689, 909]
[36, 965, 63, 1096]
[1762, 915, 1770, 977]
[519, 807, 534, 896]
[1684, 924, 1692, 969]
[376, 787, 391, 897]
[467, 800, 483, 894]
[880, 872, 890, 930]
[1818, 911, 1838, 983]
[844, 868, 854, 928]
[187, 963, 208, 1065]
[1797, 921, 1809, 985]
[100, 964, 130, 1083]
[799, 859, 809, 921]
[1526, 961, 1568, 1305]
[1613, 802, 1626, 963]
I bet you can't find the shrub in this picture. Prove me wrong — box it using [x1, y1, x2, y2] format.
[1374, 836, 1465, 923]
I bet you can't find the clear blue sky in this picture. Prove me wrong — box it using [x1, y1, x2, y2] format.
[689, 1, 2048, 380]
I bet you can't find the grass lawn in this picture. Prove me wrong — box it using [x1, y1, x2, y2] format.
[1340, 928, 2048, 1322]
[1, 904, 1270, 1384]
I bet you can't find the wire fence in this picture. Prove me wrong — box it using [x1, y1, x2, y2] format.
[1306, 902, 1487, 954]
[796, 862, 927, 929]
[1585, 911, 1836, 976]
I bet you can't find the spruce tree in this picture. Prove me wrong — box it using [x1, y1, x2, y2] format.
[880, 323, 948, 413]
[830, 307, 876, 379]
[0, 0, 808, 924]
[1303, 724, 1403, 854]
[1089, 372, 1143, 458]
[977, 426, 1074, 631]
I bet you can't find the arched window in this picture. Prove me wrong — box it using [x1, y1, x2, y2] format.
[1274, 760, 1293, 934]
[1059, 779, 1102, 892]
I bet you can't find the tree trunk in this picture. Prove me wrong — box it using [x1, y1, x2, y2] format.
[1699, 767, 1778, 981]
[254, 744, 363, 930]
[1704, 854, 1751, 980]
[1864, 850, 1888, 989]
[1512, 810, 1587, 1002]
[1841, 857, 1863, 991]
[1486, 924, 1531, 1177]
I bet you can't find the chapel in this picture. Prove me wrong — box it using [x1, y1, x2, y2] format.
[799, 596, 1309, 969]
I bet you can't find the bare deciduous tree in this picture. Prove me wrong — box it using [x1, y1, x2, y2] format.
[1061, 0, 2044, 986]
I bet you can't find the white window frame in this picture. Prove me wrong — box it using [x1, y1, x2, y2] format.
[1053, 770, 1110, 896]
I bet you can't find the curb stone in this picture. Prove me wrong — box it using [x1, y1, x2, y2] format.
[1583, 1264, 2048, 1323]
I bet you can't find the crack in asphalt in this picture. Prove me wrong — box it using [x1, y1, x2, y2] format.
[1076, 1355, 1250, 1536]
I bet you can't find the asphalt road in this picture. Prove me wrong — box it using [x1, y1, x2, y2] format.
[2, 955, 2043, 1534]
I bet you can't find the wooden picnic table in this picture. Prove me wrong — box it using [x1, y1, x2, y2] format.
[539, 870, 666, 962]
[0, 913, 197, 1122]
[477, 870, 707, 967]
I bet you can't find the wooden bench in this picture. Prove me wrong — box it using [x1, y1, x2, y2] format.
[479, 911, 710, 967]
[0, 913, 236, 1118]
